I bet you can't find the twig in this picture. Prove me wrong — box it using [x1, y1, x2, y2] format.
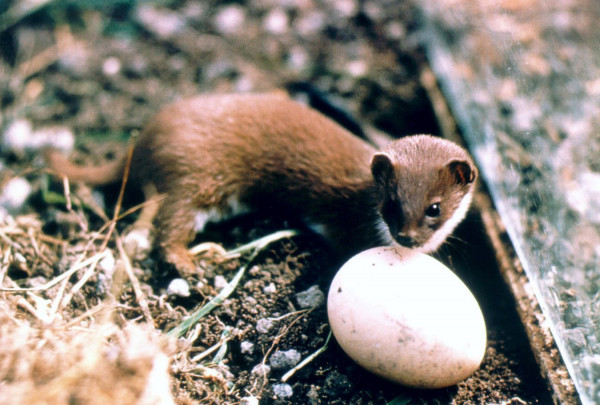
[65, 302, 106, 327]
[0, 228, 21, 250]
[0, 0, 55, 33]
[260, 309, 312, 371]
[115, 234, 153, 325]
[61, 176, 89, 232]
[50, 268, 71, 319]
[281, 330, 332, 382]
[98, 133, 136, 253]
[0, 247, 10, 285]
[0, 250, 110, 292]
[59, 256, 101, 310]
[268, 309, 310, 322]
[63, 175, 73, 211]
[191, 327, 233, 363]
[212, 327, 232, 365]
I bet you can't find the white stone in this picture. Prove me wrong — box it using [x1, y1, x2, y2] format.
[123, 228, 152, 260]
[295, 285, 324, 308]
[272, 383, 293, 398]
[102, 57, 122, 76]
[213, 275, 228, 290]
[256, 318, 274, 334]
[263, 282, 276, 295]
[240, 396, 259, 405]
[0, 177, 32, 212]
[98, 251, 116, 275]
[167, 278, 191, 297]
[263, 8, 289, 34]
[251, 363, 271, 376]
[240, 341, 254, 354]
[214, 6, 246, 35]
[2, 119, 33, 152]
[2, 119, 75, 153]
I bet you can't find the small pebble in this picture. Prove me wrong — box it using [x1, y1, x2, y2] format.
[2, 119, 75, 153]
[167, 278, 191, 297]
[263, 282, 276, 295]
[214, 6, 246, 35]
[214, 275, 228, 290]
[99, 251, 116, 275]
[263, 8, 289, 34]
[96, 273, 111, 295]
[287, 46, 310, 71]
[346, 59, 368, 77]
[33, 126, 75, 152]
[57, 42, 91, 76]
[240, 341, 254, 354]
[136, 4, 185, 39]
[295, 285, 325, 309]
[248, 265, 261, 276]
[296, 10, 325, 36]
[240, 396, 259, 405]
[256, 318, 274, 334]
[272, 383, 293, 398]
[2, 120, 33, 152]
[332, 0, 357, 17]
[96, 252, 116, 294]
[102, 57, 121, 76]
[269, 349, 301, 369]
[0, 177, 32, 214]
[307, 386, 319, 405]
[251, 363, 271, 376]
[123, 228, 152, 260]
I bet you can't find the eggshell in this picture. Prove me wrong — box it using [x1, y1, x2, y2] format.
[327, 246, 487, 389]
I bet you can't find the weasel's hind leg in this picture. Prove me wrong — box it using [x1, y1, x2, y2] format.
[155, 191, 249, 278]
[153, 194, 208, 278]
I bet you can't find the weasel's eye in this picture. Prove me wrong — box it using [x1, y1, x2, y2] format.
[425, 203, 441, 217]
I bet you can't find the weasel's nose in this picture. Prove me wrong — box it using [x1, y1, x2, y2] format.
[395, 234, 417, 248]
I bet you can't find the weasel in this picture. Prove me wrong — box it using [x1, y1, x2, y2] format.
[46, 93, 477, 277]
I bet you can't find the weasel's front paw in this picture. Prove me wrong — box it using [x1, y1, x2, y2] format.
[164, 245, 205, 279]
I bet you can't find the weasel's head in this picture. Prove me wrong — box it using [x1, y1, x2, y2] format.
[371, 135, 477, 253]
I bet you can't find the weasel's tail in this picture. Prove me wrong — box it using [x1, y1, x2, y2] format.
[44, 149, 127, 186]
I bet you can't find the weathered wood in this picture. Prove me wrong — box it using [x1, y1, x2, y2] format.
[418, 1, 600, 403]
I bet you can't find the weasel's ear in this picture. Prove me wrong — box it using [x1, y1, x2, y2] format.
[371, 153, 396, 187]
[446, 160, 477, 185]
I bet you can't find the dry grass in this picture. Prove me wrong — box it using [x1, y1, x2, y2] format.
[0, 183, 185, 404]
[0, 302, 176, 405]
[0, 181, 307, 404]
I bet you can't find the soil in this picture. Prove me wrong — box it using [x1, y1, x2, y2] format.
[0, 1, 556, 404]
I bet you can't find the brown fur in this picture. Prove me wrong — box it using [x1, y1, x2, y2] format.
[47, 93, 477, 277]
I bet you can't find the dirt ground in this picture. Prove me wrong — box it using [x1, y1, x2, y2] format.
[0, 1, 555, 404]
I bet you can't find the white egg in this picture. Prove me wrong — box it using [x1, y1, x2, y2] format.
[327, 246, 487, 389]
